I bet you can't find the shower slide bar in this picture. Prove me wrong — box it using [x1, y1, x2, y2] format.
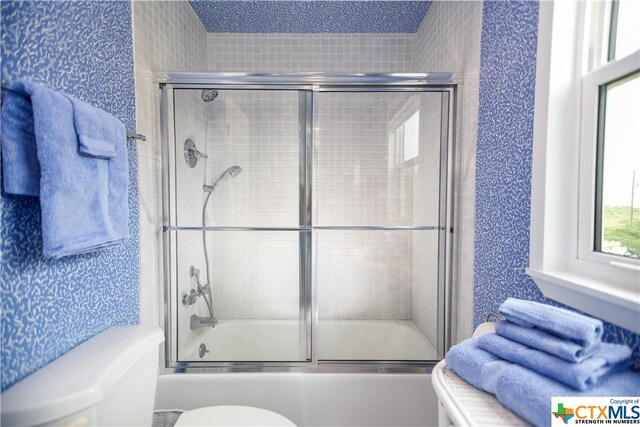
[1, 84, 147, 143]
[163, 225, 443, 232]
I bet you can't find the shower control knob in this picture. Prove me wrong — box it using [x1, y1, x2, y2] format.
[184, 138, 207, 168]
[182, 289, 198, 306]
[199, 343, 210, 358]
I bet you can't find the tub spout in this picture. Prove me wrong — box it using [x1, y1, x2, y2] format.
[190, 314, 217, 330]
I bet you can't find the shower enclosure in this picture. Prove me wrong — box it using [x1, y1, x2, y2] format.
[160, 73, 456, 370]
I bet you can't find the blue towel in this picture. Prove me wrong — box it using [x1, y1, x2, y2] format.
[67, 95, 122, 159]
[499, 298, 603, 348]
[1, 84, 40, 196]
[445, 338, 509, 391]
[496, 320, 598, 363]
[496, 364, 640, 427]
[1, 79, 129, 258]
[444, 338, 640, 427]
[477, 333, 632, 391]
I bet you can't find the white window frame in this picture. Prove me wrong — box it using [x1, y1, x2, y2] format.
[528, 0, 640, 333]
[577, 53, 640, 273]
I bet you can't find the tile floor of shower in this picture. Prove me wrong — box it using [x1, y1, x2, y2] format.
[182, 319, 438, 361]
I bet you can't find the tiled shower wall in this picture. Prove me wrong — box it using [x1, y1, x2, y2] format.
[313, 92, 441, 345]
[414, 1, 483, 344]
[207, 34, 414, 73]
[202, 31, 447, 348]
[191, 90, 442, 323]
[132, 0, 209, 353]
[201, 5, 481, 347]
[409, 93, 446, 346]
[202, 91, 300, 229]
[135, 1, 482, 352]
[205, 31, 422, 328]
[202, 91, 301, 320]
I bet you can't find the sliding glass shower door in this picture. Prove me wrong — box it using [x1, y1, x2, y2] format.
[161, 75, 454, 368]
[166, 89, 310, 362]
[313, 91, 449, 361]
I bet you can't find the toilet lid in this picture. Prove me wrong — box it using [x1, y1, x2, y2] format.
[174, 405, 296, 427]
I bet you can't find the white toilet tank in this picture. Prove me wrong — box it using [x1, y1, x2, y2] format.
[1, 325, 164, 427]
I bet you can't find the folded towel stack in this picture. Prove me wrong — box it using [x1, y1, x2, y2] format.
[445, 298, 638, 427]
[499, 297, 604, 349]
[1, 79, 129, 258]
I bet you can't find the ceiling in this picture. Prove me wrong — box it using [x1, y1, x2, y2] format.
[188, 1, 432, 33]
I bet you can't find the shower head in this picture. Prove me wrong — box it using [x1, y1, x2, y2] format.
[201, 89, 218, 102]
[203, 165, 243, 193]
[226, 165, 242, 178]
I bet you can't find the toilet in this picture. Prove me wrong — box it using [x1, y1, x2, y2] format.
[0, 325, 296, 427]
[174, 406, 295, 427]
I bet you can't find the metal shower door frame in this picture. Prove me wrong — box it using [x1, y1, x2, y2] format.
[158, 73, 458, 373]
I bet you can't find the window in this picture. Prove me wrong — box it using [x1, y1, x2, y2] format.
[528, 0, 640, 333]
[578, 0, 640, 266]
[402, 111, 420, 162]
[609, 0, 640, 61]
[594, 72, 640, 259]
[388, 108, 420, 166]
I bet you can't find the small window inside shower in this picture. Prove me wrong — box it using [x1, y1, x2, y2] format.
[388, 102, 420, 166]
[402, 111, 420, 162]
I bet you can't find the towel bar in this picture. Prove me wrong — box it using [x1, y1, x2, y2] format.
[1, 84, 146, 143]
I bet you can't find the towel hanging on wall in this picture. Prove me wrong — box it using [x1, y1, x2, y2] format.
[1, 83, 146, 143]
[1, 79, 132, 258]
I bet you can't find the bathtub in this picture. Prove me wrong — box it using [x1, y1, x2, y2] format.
[182, 319, 439, 361]
[162, 320, 439, 425]
[156, 372, 438, 426]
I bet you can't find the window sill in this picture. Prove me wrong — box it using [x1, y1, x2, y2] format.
[526, 268, 640, 333]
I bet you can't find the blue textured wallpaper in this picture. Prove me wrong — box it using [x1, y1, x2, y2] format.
[473, 0, 639, 368]
[189, 1, 432, 33]
[1, 1, 139, 391]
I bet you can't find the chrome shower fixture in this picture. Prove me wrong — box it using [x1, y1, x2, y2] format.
[184, 138, 208, 168]
[184, 266, 217, 330]
[196, 164, 243, 329]
[203, 165, 243, 193]
[201, 89, 218, 102]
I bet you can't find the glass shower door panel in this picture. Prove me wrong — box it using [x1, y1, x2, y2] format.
[313, 90, 448, 362]
[315, 229, 441, 361]
[176, 230, 307, 362]
[313, 91, 444, 227]
[172, 89, 301, 228]
[170, 88, 308, 363]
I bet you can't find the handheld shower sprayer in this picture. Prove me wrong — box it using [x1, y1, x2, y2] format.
[203, 165, 243, 193]
[191, 165, 243, 330]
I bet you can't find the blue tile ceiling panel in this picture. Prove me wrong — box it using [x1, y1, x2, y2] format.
[189, 1, 432, 33]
